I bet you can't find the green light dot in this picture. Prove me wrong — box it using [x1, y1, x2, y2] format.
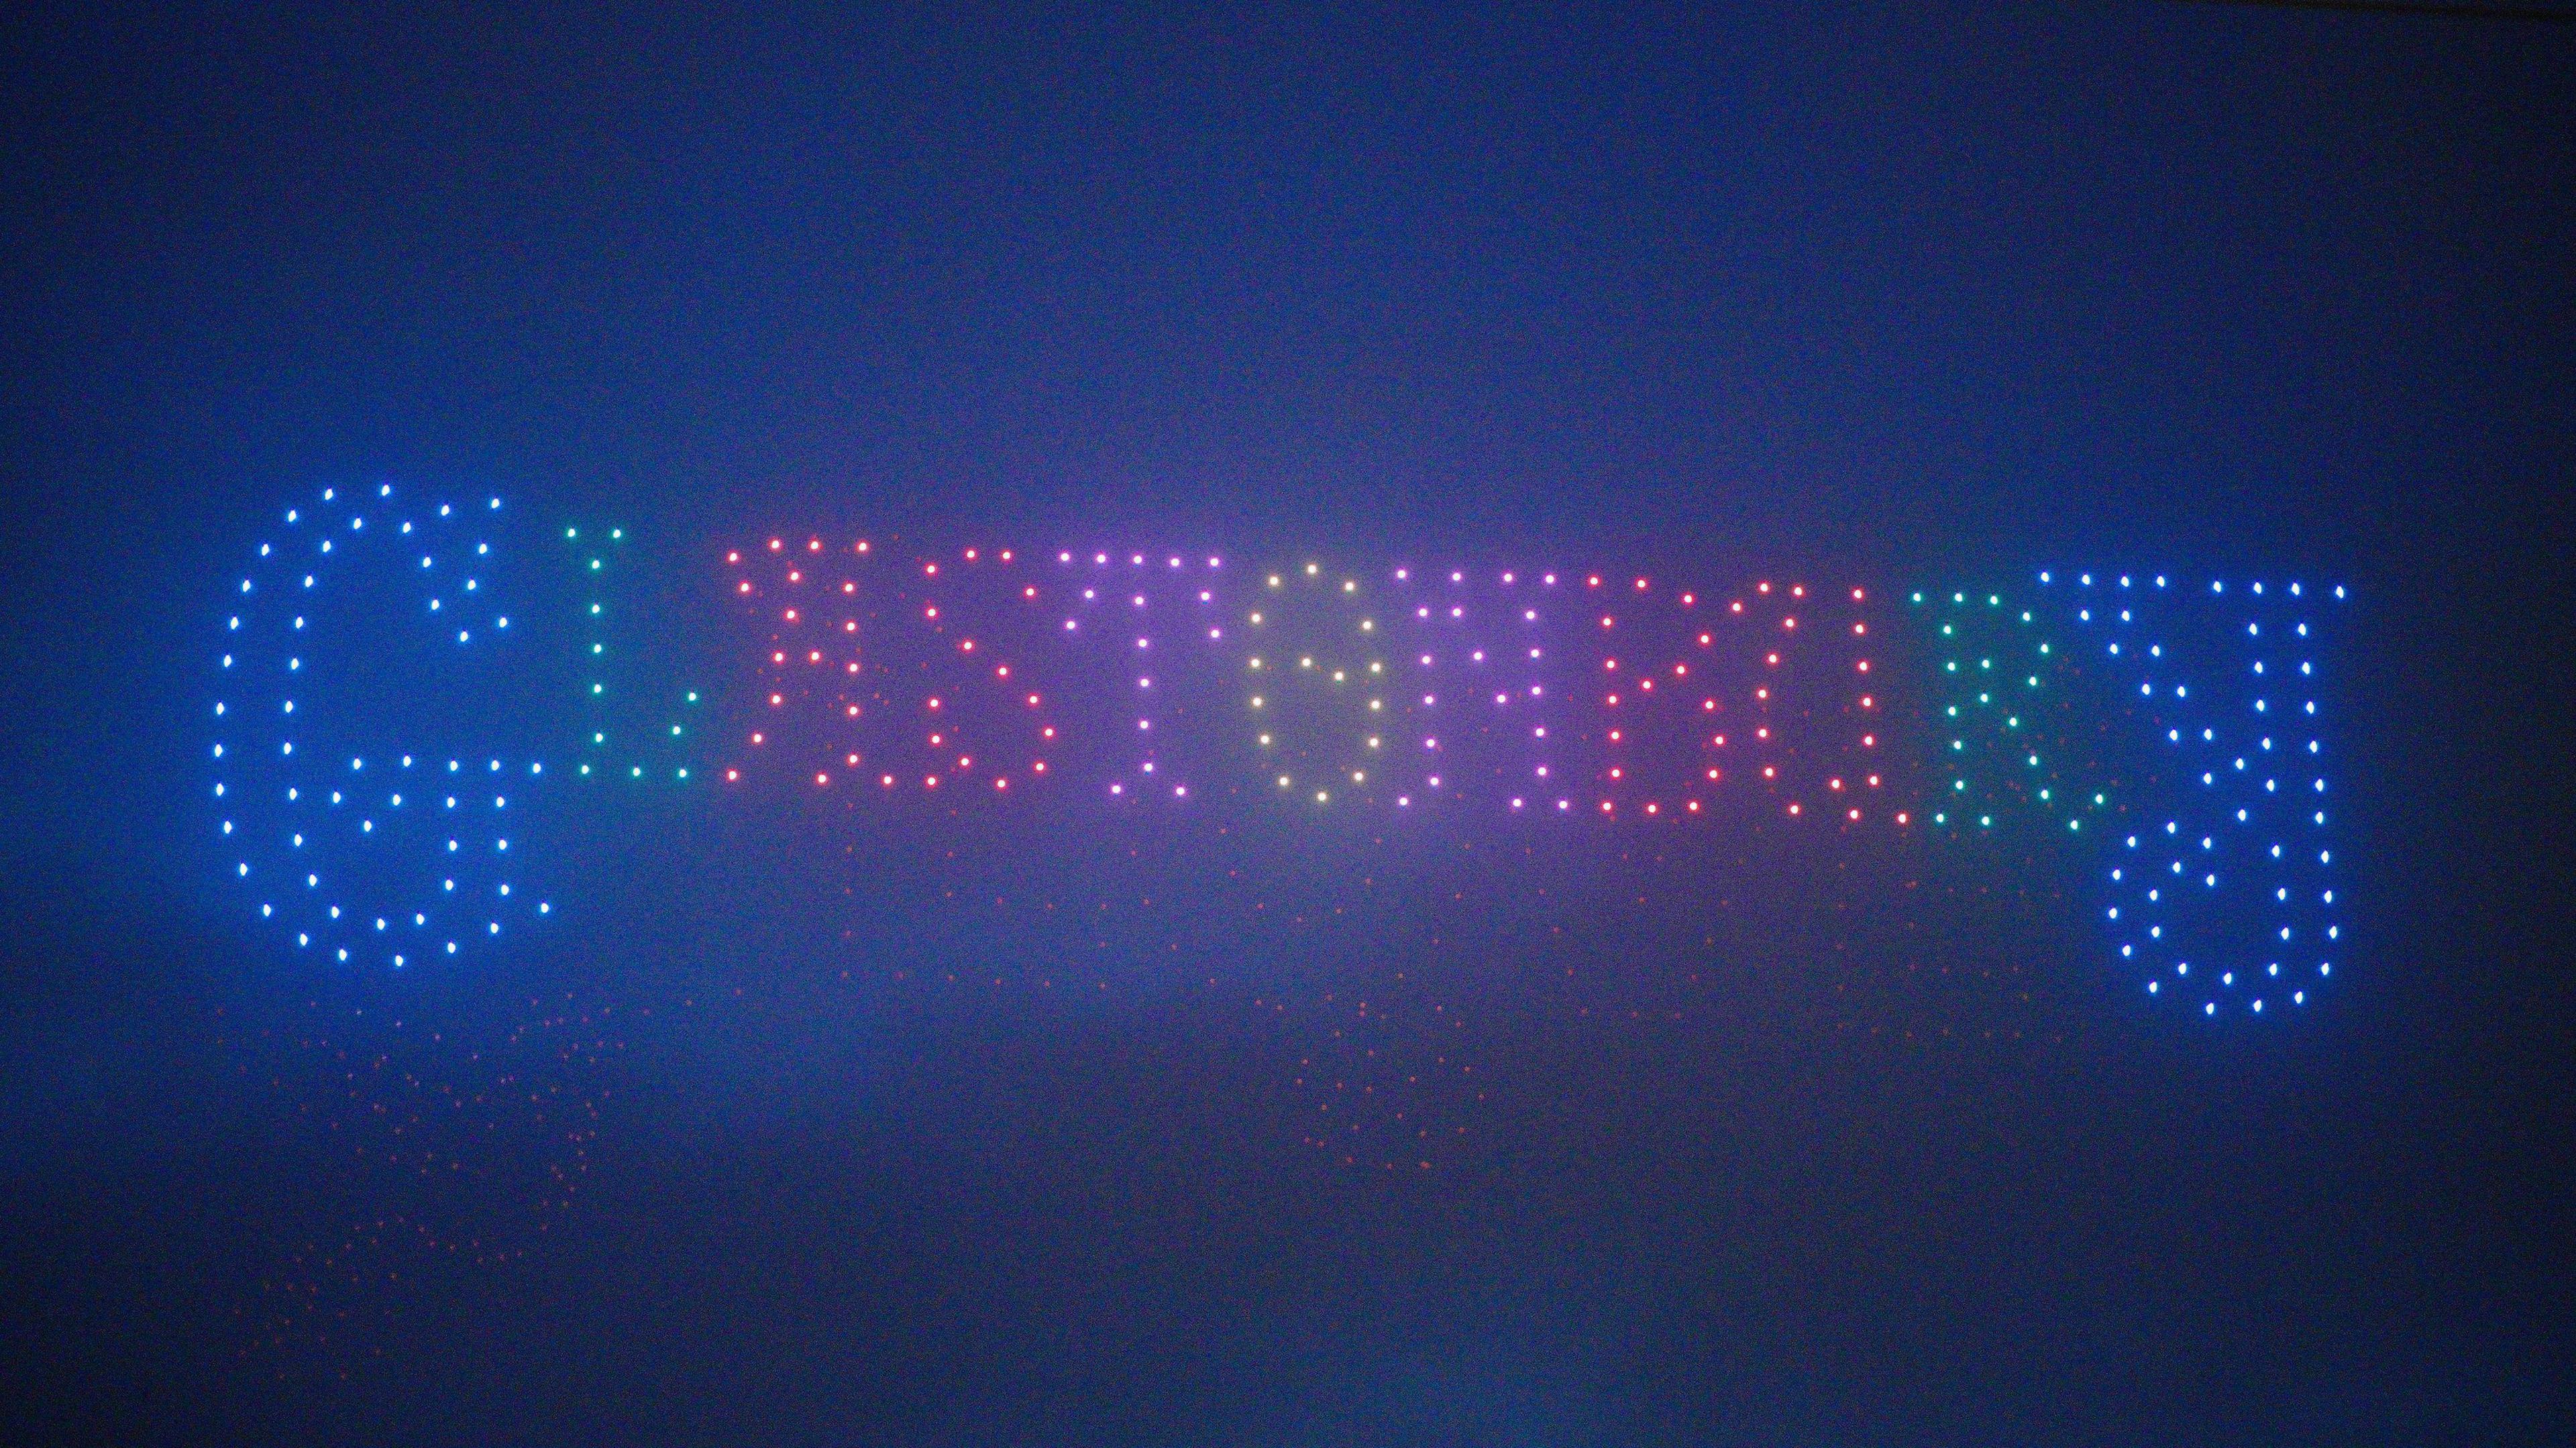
[610, 528, 623, 540]
[580, 764, 591, 775]
[670, 725, 682, 736]
[631, 767, 642, 778]
[589, 604, 601, 615]
[687, 692, 698, 704]
[566, 527, 578, 539]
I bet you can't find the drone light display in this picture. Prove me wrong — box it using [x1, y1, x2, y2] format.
[211, 487, 2347, 1019]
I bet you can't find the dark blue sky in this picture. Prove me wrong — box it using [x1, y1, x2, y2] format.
[2, 5, 2571, 1444]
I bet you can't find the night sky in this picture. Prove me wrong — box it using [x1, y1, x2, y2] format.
[4, 5, 2573, 1445]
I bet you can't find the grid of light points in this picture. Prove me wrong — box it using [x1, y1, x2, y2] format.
[213, 497, 2351, 1021]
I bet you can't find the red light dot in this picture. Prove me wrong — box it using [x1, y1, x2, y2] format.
[815, 773, 829, 786]
[1896, 812, 1910, 825]
[725, 769, 739, 782]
